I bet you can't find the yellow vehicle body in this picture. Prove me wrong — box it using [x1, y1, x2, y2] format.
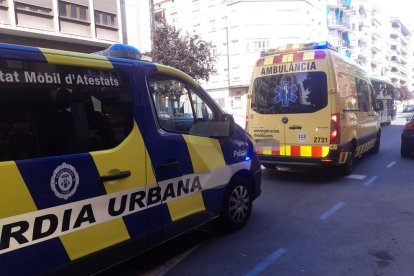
[246, 42, 381, 173]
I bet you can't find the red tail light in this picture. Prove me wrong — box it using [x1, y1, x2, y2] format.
[245, 115, 249, 130]
[330, 113, 340, 144]
[405, 121, 414, 130]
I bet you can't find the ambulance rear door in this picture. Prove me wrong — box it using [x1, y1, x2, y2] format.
[249, 50, 331, 159]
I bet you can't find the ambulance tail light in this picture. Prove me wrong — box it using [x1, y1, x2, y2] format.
[405, 120, 414, 130]
[330, 113, 340, 144]
[245, 115, 249, 130]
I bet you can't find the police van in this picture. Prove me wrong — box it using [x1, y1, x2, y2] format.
[246, 42, 382, 174]
[0, 43, 261, 274]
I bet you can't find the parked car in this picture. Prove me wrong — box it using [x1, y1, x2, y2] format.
[402, 104, 414, 113]
[401, 114, 414, 158]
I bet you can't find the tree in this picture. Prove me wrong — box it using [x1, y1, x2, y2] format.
[147, 21, 216, 81]
[395, 86, 413, 101]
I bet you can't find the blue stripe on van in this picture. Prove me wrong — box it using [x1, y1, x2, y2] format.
[219, 124, 250, 166]
[202, 187, 226, 215]
[123, 204, 171, 239]
[0, 44, 48, 63]
[16, 154, 106, 210]
[0, 238, 69, 275]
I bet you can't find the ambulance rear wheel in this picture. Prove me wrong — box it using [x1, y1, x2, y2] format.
[401, 144, 409, 158]
[372, 131, 381, 154]
[219, 178, 252, 232]
[340, 146, 355, 175]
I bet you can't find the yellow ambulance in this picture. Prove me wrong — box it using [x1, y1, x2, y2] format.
[246, 42, 382, 174]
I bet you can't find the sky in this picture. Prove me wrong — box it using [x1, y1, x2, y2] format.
[382, 0, 413, 28]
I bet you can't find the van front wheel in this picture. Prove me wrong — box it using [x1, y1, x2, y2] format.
[219, 178, 252, 232]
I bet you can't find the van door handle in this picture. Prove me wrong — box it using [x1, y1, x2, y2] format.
[100, 170, 131, 182]
[159, 160, 181, 171]
[289, 125, 302, 130]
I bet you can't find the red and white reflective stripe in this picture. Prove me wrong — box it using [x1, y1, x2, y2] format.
[256, 51, 326, 67]
[256, 145, 329, 158]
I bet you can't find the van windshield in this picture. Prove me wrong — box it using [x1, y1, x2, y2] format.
[251, 72, 328, 114]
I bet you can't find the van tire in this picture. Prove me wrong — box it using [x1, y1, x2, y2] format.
[340, 146, 355, 175]
[372, 132, 381, 154]
[219, 177, 252, 233]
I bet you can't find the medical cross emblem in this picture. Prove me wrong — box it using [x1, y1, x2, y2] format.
[274, 81, 298, 107]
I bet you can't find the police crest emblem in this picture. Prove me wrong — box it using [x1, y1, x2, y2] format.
[50, 163, 79, 200]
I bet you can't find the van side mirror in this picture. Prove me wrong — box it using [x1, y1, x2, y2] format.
[222, 113, 235, 136]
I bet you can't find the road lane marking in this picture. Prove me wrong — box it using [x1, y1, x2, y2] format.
[386, 161, 396, 168]
[345, 174, 366, 180]
[244, 248, 286, 276]
[261, 165, 265, 169]
[319, 202, 346, 220]
[363, 176, 378, 187]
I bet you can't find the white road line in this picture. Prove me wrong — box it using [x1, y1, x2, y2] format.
[319, 202, 346, 220]
[345, 174, 367, 180]
[261, 165, 265, 169]
[386, 161, 397, 168]
[363, 176, 378, 187]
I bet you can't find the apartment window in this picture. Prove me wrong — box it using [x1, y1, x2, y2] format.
[15, 2, 52, 16]
[0, 0, 6, 7]
[59, 1, 88, 22]
[95, 10, 117, 28]
[246, 39, 269, 53]
[210, 19, 216, 32]
[192, 0, 200, 12]
[231, 96, 242, 109]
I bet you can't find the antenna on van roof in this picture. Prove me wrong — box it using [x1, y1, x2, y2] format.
[95, 44, 142, 60]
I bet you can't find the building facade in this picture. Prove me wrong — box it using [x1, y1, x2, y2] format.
[0, 0, 152, 53]
[154, 0, 327, 126]
[327, 0, 413, 90]
[388, 18, 412, 89]
[155, 0, 414, 125]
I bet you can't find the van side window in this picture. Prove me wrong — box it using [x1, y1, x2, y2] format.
[149, 74, 215, 136]
[0, 62, 133, 162]
[338, 73, 359, 111]
[356, 78, 370, 112]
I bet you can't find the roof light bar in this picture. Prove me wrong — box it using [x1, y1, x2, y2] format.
[260, 41, 337, 57]
[95, 44, 142, 60]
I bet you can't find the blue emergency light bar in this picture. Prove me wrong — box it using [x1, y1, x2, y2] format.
[95, 44, 142, 60]
[260, 41, 338, 57]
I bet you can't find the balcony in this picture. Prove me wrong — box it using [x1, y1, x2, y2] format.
[400, 34, 410, 45]
[399, 54, 409, 64]
[388, 72, 401, 81]
[327, 0, 351, 9]
[327, 19, 351, 31]
[371, 41, 381, 52]
[389, 60, 399, 68]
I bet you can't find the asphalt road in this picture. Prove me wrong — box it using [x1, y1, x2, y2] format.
[102, 113, 414, 276]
